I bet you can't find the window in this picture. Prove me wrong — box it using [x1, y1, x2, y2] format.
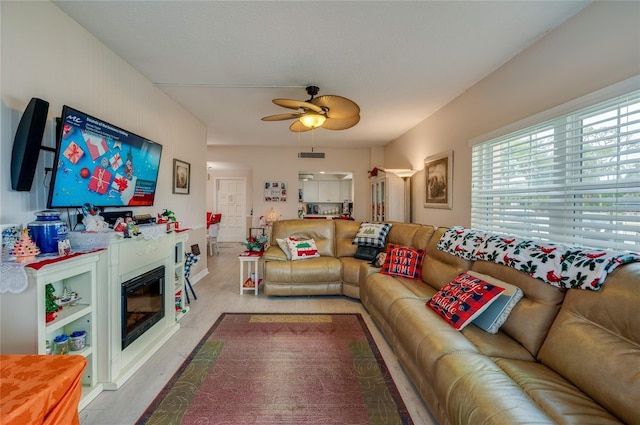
[471, 88, 640, 251]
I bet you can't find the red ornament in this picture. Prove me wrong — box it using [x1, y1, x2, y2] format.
[80, 167, 90, 178]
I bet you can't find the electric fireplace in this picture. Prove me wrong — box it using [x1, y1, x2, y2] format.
[121, 266, 165, 350]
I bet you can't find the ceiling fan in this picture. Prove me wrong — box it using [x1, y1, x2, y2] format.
[261, 85, 360, 132]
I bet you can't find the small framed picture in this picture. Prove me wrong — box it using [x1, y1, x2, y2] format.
[264, 181, 287, 202]
[173, 159, 190, 194]
[424, 151, 453, 209]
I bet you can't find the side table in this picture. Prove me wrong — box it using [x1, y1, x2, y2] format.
[238, 251, 263, 295]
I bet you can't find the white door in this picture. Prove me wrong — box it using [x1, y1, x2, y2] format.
[215, 178, 246, 242]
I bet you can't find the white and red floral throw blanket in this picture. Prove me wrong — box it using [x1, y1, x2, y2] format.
[437, 226, 640, 290]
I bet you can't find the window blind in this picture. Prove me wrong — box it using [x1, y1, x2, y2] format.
[471, 89, 640, 251]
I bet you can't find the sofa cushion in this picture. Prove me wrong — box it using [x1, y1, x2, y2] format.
[494, 358, 623, 424]
[433, 353, 555, 424]
[381, 244, 425, 280]
[423, 227, 474, 291]
[271, 219, 336, 257]
[467, 271, 523, 334]
[354, 245, 379, 261]
[460, 325, 536, 361]
[275, 238, 292, 259]
[536, 262, 640, 425]
[265, 256, 342, 284]
[427, 272, 505, 330]
[386, 222, 421, 247]
[352, 222, 392, 248]
[286, 238, 320, 260]
[471, 260, 565, 357]
[334, 220, 360, 257]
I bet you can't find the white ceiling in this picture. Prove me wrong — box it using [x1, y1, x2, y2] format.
[52, 1, 589, 149]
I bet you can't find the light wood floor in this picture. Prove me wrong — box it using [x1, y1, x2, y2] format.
[79, 243, 438, 425]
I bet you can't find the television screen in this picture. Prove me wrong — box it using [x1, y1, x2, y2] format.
[47, 106, 162, 208]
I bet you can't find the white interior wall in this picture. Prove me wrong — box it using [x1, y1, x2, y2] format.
[384, 1, 640, 228]
[208, 146, 371, 223]
[1, 1, 208, 272]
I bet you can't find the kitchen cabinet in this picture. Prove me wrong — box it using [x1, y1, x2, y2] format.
[302, 180, 319, 202]
[318, 181, 340, 202]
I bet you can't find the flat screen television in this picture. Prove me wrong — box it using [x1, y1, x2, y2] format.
[47, 105, 163, 208]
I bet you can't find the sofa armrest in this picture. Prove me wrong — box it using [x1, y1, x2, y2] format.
[263, 246, 287, 261]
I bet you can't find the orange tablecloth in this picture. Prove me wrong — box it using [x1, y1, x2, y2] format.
[0, 355, 86, 425]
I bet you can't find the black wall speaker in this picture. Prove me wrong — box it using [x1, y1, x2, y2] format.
[11, 97, 50, 191]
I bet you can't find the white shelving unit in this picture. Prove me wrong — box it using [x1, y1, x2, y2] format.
[174, 232, 189, 321]
[370, 171, 406, 222]
[0, 252, 103, 409]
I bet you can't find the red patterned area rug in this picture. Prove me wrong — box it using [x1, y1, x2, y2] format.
[136, 313, 413, 425]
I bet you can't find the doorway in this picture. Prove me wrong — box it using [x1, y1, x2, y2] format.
[214, 178, 247, 242]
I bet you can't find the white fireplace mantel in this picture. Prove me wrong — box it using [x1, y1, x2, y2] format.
[97, 231, 181, 390]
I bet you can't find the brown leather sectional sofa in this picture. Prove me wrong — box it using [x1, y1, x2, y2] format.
[263, 219, 639, 424]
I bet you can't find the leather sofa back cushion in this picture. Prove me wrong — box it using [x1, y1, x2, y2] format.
[471, 260, 565, 356]
[423, 227, 473, 290]
[271, 219, 335, 257]
[386, 222, 422, 247]
[335, 220, 361, 258]
[537, 262, 640, 425]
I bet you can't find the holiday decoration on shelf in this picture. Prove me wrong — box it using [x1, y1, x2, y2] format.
[158, 209, 176, 223]
[45, 283, 58, 323]
[241, 234, 269, 252]
[81, 203, 110, 232]
[55, 286, 79, 308]
[122, 217, 139, 238]
[10, 229, 40, 263]
[158, 209, 178, 231]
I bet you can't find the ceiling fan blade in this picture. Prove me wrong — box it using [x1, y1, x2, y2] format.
[322, 115, 360, 130]
[273, 98, 323, 113]
[289, 120, 313, 133]
[311, 95, 360, 119]
[261, 113, 301, 121]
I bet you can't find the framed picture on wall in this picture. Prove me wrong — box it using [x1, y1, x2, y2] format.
[173, 159, 190, 194]
[264, 181, 287, 202]
[424, 151, 453, 209]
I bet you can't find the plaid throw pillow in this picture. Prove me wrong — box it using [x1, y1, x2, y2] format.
[381, 244, 425, 280]
[427, 273, 505, 330]
[352, 222, 392, 248]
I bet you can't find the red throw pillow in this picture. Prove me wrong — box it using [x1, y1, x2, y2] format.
[381, 244, 425, 280]
[426, 273, 505, 330]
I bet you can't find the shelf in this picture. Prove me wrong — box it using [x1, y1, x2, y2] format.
[173, 234, 189, 322]
[0, 252, 101, 411]
[69, 344, 93, 357]
[45, 304, 91, 331]
[175, 306, 190, 322]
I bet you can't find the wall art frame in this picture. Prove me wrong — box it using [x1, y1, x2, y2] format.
[424, 151, 453, 209]
[173, 159, 190, 194]
[264, 181, 287, 202]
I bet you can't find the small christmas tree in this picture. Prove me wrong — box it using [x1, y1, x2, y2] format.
[10, 229, 40, 263]
[45, 283, 58, 323]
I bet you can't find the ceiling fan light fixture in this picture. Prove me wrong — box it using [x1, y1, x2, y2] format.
[299, 112, 326, 128]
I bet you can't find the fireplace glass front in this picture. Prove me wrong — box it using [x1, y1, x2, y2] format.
[121, 265, 165, 350]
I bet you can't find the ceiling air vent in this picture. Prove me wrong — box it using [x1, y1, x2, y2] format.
[298, 152, 325, 159]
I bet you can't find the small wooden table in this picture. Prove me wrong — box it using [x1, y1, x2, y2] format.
[238, 251, 263, 295]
